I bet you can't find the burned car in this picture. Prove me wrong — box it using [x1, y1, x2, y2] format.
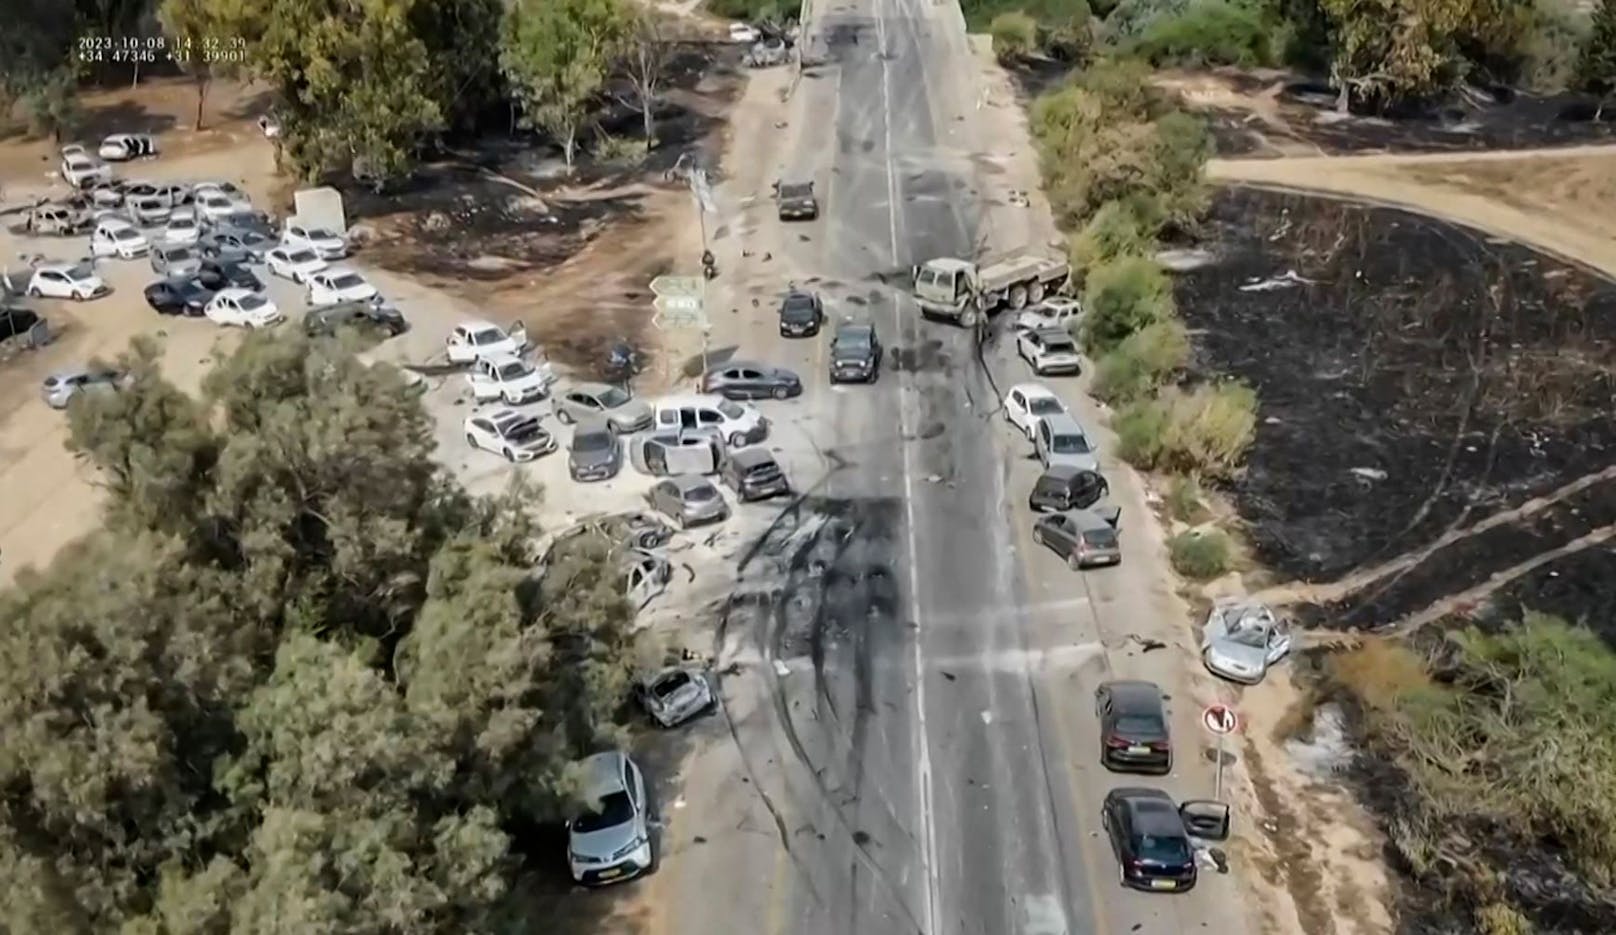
[636, 667, 714, 728]
[1200, 600, 1293, 685]
[775, 180, 818, 221]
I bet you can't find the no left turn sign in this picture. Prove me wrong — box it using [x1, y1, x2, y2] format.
[1202, 703, 1240, 736]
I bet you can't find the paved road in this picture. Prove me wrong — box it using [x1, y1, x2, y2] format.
[649, 1, 1261, 933]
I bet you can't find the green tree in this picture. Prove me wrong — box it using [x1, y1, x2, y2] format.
[158, 0, 236, 130]
[1319, 0, 1528, 109]
[20, 66, 81, 142]
[1580, 0, 1616, 115]
[501, 0, 633, 172]
[410, 0, 507, 134]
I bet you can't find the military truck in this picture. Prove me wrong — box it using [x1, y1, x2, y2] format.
[910, 252, 1069, 327]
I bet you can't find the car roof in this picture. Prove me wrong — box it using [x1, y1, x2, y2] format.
[731, 447, 776, 467]
[1038, 463, 1085, 481]
[1102, 680, 1163, 711]
[578, 751, 629, 801]
[668, 473, 712, 491]
[1040, 412, 1085, 434]
[1065, 509, 1115, 532]
[656, 393, 731, 408]
[1010, 382, 1058, 399]
[710, 358, 767, 372]
[484, 354, 527, 368]
[215, 287, 253, 299]
[835, 322, 872, 336]
[574, 416, 613, 436]
[39, 261, 84, 273]
[570, 381, 614, 395]
[458, 318, 500, 332]
[320, 265, 359, 277]
[1033, 326, 1074, 340]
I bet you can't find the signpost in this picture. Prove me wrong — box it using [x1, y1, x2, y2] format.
[1202, 703, 1240, 801]
[649, 274, 711, 372]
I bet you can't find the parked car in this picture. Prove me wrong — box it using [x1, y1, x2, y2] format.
[144, 277, 214, 316]
[196, 258, 264, 293]
[60, 151, 112, 188]
[304, 299, 407, 338]
[192, 180, 252, 212]
[1201, 600, 1292, 685]
[569, 418, 624, 482]
[126, 196, 172, 227]
[90, 218, 150, 259]
[700, 360, 802, 400]
[636, 668, 714, 727]
[282, 223, 348, 260]
[202, 226, 275, 262]
[149, 243, 203, 278]
[205, 288, 283, 328]
[98, 133, 158, 161]
[622, 547, 672, 609]
[40, 367, 123, 410]
[307, 267, 378, 306]
[15, 203, 89, 236]
[1018, 326, 1083, 376]
[631, 429, 725, 477]
[1003, 382, 1068, 440]
[1032, 509, 1120, 569]
[162, 212, 203, 246]
[648, 474, 729, 528]
[552, 511, 675, 554]
[467, 354, 554, 405]
[27, 262, 109, 300]
[1095, 680, 1171, 774]
[1014, 296, 1083, 334]
[265, 244, 328, 283]
[778, 290, 824, 337]
[463, 407, 556, 462]
[829, 321, 882, 383]
[1029, 464, 1111, 515]
[193, 190, 237, 223]
[651, 394, 767, 449]
[567, 751, 655, 886]
[552, 382, 654, 434]
[446, 319, 528, 364]
[720, 447, 790, 501]
[85, 182, 125, 209]
[775, 180, 818, 221]
[1034, 413, 1099, 472]
[728, 22, 760, 43]
[1102, 788, 1202, 893]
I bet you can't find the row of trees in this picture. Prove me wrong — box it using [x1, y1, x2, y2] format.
[1, 333, 645, 930]
[3, 0, 682, 187]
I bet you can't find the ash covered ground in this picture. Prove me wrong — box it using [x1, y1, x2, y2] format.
[1176, 188, 1616, 634]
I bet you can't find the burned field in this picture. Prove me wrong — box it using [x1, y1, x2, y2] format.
[1176, 188, 1616, 635]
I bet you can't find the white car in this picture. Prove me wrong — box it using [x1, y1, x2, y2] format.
[205, 288, 283, 328]
[446, 319, 529, 364]
[1003, 382, 1069, 440]
[282, 223, 348, 260]
[265, 246, 328, 283]
[162, 213, 202, 246]
[90, 220, 151, 259]
[306, 267, 378, 306]
[26, 262, 109, 300]
[1201, 601, 1293, 685]
[193, 181, 252, 212]
[1014, 297, 1083, 334]
[468, 354, 555, 405]
[728, 22, 760, 43]
[60, 152, 112, 188]
[463, 408, 557, 462]
[1017, 326, 1084, 377]
[98, 133, 158, 161]
[194, 191, 237, 223]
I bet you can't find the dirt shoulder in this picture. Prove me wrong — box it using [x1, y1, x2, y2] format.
[1208, 144, 1616, 281]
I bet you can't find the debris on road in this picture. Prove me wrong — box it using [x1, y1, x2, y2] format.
[772, 658, 790, 678]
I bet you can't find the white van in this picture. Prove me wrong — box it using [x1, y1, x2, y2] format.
[651, 393, 768, 449]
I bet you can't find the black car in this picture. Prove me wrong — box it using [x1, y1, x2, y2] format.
[720, 447, 790, 501]
[1029, 464, 1108, 513]
[201, 227, 274, 262]
[778, 290, 824, 337]
[699, 360, 803, 400]
[143, 277, 215, 316]
[304, 299, 409, 338]
[196, 258, 263, 292]
[1095, 680, 1171, 774]
[829, 321, 882, 383]
[775, 180, 818, 221]
[1102, 788, 1200, 893]
[1, 305, 43, 343]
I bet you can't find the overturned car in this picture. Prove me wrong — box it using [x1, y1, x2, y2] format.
[636, 667, 715, 727]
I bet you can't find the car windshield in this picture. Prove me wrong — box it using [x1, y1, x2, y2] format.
[205, 195, 229, 206]
[66, 264, 95, 281]
[1116, 715, 1164, 736]
[572, 791, 633, 833]
[684, 485, 717, 503]
[503, 419, 544, 442]
[653, 671, 693, 697]
[309, 228, 338, 240]
[574, 431, 614, 452]
[1083, 527, 1118, 548]
[238, 294, 267, 310]
[836, 330, 870, 349]
[171, 218, 196, 229]
[1051, 433, 1092, 454]
[1226, 624, 1270, 648]
[780, 184, 811, 198]
[781, 295, 815, 317]
[597, 386, 631, 407]
[1137, 833, 1191, 864]
[717, 400, 745, 419]
[331, 273, 365, 289]
[111, 227, 141, 241]
[1028, 397, 1064, 415]
[167, 247, 194, 260]
[289, 249, 317, 263]
[472, 328, 505, 345]
[495, 361, 531, 380]
[1044, 338, 1077, 353]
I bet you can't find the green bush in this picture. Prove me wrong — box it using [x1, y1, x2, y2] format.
[1092, 319, 1189, 403]
[706, 0, 784, 22]
[1068, 197, 1161, 278]
[1102, 0, 1191, 42]
[1520, 0, 1589, 91]
[1080, 254, 1175, 353]
[1131, 0, 1276, 67]
[990, 11, 1041, 61]
[1164, 474, 1209, 523]
[1167, 528, 1231, 579]
[1113, 381, 1257, 478]
[1145, 111, 1213, 230]
[963, 0, 1092, 35]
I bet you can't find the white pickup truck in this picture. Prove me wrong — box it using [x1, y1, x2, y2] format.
[911, 252, 1070, 327]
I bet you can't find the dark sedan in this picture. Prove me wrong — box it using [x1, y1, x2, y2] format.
[1102, 788, 1199, 893]
[1029, 464, 1108, 513]
[144, 277, 215, 316]
[699, 360, 803, 400]
[829, 321, 882, 383]
[196, 258, 263, 292]
[1095, 680, 1171, 774]
[778, 290, 824, 337]
[304, 300, 409, 338]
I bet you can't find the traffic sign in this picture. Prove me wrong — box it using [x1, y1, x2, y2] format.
[652, 294, 706, 330]
[1202, 704, 1239, 736]
[650, 275, 703, 298]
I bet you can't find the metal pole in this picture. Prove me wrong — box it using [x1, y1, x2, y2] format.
[1214, 733, 1225, 801]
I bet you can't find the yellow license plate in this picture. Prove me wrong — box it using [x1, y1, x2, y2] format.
[1150, 879, 1176, 890]
[1128, 745, 1151, 755]
[598, 868, 622, 880]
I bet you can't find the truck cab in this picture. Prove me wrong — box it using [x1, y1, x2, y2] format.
[911, 258, 974, 319]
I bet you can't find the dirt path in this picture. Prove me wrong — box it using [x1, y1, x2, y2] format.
[1208, 143, 1616, 280]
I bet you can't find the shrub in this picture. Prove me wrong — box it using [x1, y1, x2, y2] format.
[1131, 0, 1276, 68]
[1145, 111, 1213, 230]
[1167, 528, 1231, 579]
[1579, 0, 1616, 94]
[1113, 381, 1257, 478]
[1092, 319, 1188, 403]
[1068, 197, 1161, 278]
[1164, 474, 1209, 523]
[1475, 902, 1532, 935]
[1080, 254, 1174, 353]
[1102, 0, 1191, 42]
[990, 11, 1041, 61]
[707, 0, 783, 22]
[593, 133, 647, 166]
[1521, 0, 1589, 92]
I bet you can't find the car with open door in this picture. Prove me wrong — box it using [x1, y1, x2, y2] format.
[1201, 600, 1292, 685]
[1095, 680, 1171, 774]
[446, 319, 529, 364]
[1101, 788, 1229, 893]
[1028, 464, 1110, 514]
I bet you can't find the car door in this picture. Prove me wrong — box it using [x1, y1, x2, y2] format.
[1035, 420, 1052, 466]
[696, 408, 724, 435]
[735, 368, 767, 398]
[468, 418, 495, 449]
[1179, 800, 1231, 841]
[1093, 685, 1114, 735]
[1007, 389, 1028, 432]
[1266, 620, 1293, 664]
[468, 360, 500, 400]
[1044, 515, 1075, 557]
[1103, 797, 1128, 859]
[644, 438, 669, 476]
[651, 481, 676, 516]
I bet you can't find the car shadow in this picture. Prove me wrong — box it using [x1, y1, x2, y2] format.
[74, 100, 178, 141]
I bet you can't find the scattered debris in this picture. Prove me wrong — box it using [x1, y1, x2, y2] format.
[1006, 189, 1030, 207]
[1127, 634, 1168, 653]
[980, 710, 993, 725]
[941, 670, 957, 681]
[772, 658, 790, 678]
[1349, 466, 1388, 482]
[693, 835, 708, 844]
[1238, 269, 1316, 292]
